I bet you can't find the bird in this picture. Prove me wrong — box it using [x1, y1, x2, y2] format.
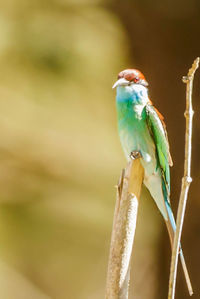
[113, 69, 193, 295]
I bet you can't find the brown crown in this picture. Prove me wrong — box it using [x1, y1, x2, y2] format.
[118, 69, 148, 85]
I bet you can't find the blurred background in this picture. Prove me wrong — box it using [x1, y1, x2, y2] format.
[0, 0, 199, 298]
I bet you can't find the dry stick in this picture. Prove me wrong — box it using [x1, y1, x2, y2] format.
[105, 157, 144, 299]
[168, 57, 199, 299]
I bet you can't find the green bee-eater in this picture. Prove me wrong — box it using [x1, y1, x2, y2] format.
[113, 69, 192, 294]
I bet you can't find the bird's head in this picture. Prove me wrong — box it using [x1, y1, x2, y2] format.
[112, 69, 148, 89]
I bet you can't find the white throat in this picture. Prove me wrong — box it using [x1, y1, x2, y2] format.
[117, 83, 149, 118]
[117, 83, 148, 104]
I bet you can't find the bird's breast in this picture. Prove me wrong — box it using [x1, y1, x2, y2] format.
[116, 101, 157, 174]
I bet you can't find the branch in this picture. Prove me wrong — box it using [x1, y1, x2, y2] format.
[105, 157, 144, 299]
[168, 57, 199, 299]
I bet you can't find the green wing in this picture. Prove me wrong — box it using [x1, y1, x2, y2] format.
[145, 104, 173, 195]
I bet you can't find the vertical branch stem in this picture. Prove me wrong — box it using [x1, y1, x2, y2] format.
[105, 158, 144, 299]
[168, 57, 199, 299]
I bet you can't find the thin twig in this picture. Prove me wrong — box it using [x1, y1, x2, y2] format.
[168, 57, 199, 299]
[105, 157, 144, 299]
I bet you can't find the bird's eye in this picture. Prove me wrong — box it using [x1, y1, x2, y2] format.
[133, 76, 139, 83]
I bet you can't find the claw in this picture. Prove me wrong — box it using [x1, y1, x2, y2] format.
[130, 150, 142, 160]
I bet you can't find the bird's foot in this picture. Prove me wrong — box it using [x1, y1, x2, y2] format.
[130, 150, 142, 160]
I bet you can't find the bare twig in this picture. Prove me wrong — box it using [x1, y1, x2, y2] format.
[168, 57, 199, 299]
[105, 157, 144, 299]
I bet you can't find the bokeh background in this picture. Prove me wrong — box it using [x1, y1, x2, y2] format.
[0, 0, 199, 298]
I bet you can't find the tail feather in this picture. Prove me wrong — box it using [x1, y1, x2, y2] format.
[165, 201, 193, 296]
[161, 179, 193, 295]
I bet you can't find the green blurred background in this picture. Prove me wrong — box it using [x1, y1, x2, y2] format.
[0, 0, 199, 298]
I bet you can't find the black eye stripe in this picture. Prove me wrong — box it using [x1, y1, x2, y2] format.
[130, 76, 139, 82]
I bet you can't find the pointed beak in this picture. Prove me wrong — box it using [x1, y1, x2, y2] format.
[112, 78, 129, 89]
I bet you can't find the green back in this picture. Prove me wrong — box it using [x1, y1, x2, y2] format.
[146, 104, 172, 197]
